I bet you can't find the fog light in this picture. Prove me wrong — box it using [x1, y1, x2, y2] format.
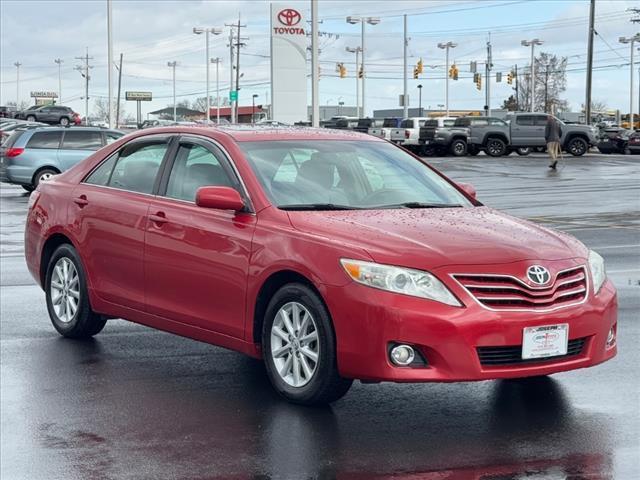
[390, 344, 415, 366]
[606, 326, 616, 349]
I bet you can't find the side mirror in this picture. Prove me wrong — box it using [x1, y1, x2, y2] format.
[195, 186, 245, 211]
[457, 182, 477, 200]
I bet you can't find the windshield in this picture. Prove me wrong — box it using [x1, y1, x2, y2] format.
[382, 118, 398, 127]
[239, 140, 473, 210]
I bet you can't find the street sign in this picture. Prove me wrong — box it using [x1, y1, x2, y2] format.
[30, 91, 58, 98]
[125, 91, 152, 101]
[229, 90, 238, 102]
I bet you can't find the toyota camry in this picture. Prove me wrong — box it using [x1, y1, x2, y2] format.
[24, 126, 617, 405]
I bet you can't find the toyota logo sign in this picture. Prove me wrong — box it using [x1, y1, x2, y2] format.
[278, 8, 301, 26]
[526, 265, 551, 285]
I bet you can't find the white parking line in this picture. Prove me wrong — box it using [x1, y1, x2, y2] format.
[591, 244, 640, 250]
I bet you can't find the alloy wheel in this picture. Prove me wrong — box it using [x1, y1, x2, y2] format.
[50, 257, 80, 323]
[39, 172, 55, 183]
[270, 301, 320, 388]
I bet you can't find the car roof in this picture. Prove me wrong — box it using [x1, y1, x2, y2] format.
[24, 126, 122, 133]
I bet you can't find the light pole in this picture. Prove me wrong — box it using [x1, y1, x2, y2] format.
[54, 59, 63, 104]
[619, 34, 640, 130]
[167, 61, 177, 123]
[437, 42, 457, 117]
[252, 94, 258, 123]
[345, 46, 362, 117]
[521, 38, 543, 113]
[14, 62, 21, 108]
[417, 84, 423, 116]
[338, 101, 344, 115]
[193, 27, 223, 124]
[210, 57, 221, 124]
[346, 16, 381, 118]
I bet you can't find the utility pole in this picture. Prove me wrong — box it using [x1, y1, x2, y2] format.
[228, 27, 235, 123]
[211, 57, 221, 123]
[235, 16, 246, 122]
[438, 42, 457, 117]
[403, 14, 408, 119]
[75, 48, 93, 125]
[585, 0, 596, 124]
[521, 39, 543, 112]
[619, 34, 640, 129]
[13, 62, 21, 107]
[115, 53, 123, 128]
[485, 35, 492, 116]
[346, 47, 361, 117]
[311, 0, 319, 127]
[167, 61, 177, 122]
[193, 27, 223, 124]
[515, 64, 519, 111]
[107, 0, 114, 128]
[54, 59, 63, 104]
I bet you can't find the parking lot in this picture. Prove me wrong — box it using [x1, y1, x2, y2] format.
[1, 152, 639, 479]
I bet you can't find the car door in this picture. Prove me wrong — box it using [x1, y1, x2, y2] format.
[144, 136, 256, 338]
[470, 118, 488, 144]
[511, 115, 534, 146]
[59, 130, 104, 171]
[71, 135, 173, 311]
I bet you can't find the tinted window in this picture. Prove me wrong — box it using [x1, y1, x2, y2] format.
[516, 115, 534, 126]
[108, 142, 168, 194]
[424, 120, 438, 127]
[85, 153, 118, 186]
[534, 115, 549, 126]
[62, 130, 103, 150]
[489, 118, 507, 126]
[357, 119, 372, 128]
[382, 118, 398, 128]
[454, 118, 470, 127]
[165, 143, 233, 202]
[400, 119, 414, 128]
[26, 131, 62, 149]
[470, 118, 489, 126]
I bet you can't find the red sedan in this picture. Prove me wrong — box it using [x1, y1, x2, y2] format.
[24, 126, 617, 405]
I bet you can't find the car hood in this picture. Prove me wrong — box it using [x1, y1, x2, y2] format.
[287, 206, 587, 269]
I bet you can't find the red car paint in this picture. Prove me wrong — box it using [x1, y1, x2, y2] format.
[24, 126, 617, 382]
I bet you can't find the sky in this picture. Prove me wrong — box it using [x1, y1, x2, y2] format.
[1, 0, 638, 119]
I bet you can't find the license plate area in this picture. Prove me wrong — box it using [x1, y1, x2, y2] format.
[522, 324, 569, 360]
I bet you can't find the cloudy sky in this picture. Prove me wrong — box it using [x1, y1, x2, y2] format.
[1, 0, 638, 118]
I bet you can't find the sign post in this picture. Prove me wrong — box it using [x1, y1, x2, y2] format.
[125, 91, 152, 127]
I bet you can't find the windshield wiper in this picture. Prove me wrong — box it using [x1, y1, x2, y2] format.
[279, 203, 362, 211]
[376, 202, 464, 209]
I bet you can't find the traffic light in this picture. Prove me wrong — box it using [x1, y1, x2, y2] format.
[358, 65, 363, 79]
[451, 64, 459, 80]
[474, 73, 482, 90]
[337, 63, 347, 78]
[507, 71, 513, 85]
[416, 58, 424, 75]
[413, 66, 419, 79]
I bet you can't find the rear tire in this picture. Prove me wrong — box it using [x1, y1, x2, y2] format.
[33, 168, 58, 188]
[59, 117, 70, 126]
[450, 139, 467, 157]
[516, 147, 531, 156]
[26, 115, 36, 122]
[262, 283, 352, 405]
[485, 138, 507, 157]
[45, 244, 107, 339]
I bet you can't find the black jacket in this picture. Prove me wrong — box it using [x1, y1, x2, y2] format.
[545, 118, 562, 142]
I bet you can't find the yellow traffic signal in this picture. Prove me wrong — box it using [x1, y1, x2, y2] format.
[413, 66, 419, 79]
[476, 74, 482, 91]
[452, 64, 458, 81]
[416, 58, 424, 75]
[337, 63, 347, 78]
[358, 65, 363, 79]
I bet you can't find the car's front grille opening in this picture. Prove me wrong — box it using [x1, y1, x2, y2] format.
[477, 337, 587, 366]
[454, 266, 588, 311]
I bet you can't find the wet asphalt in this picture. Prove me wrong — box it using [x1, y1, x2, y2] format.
[1, 153, 639, 480]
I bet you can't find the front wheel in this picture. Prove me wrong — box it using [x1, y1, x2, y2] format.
[59, 117, 70, 126]
[26, 115, 36, 122]
[450, 139, 467, 157]
[262, 283, 352, 405]
[566, 137, 588, 156]
[516, 147, 531, 156]
[45, 244, 107, 338]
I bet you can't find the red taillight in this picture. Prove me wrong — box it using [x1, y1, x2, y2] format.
[404, 130, 410, 139]
[6, 147, 24, 158]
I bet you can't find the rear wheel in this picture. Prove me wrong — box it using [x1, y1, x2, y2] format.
[566, 137, 588, 156]
[262, 283, 352, 405]
[59, 116, 70, 126]
[33, 168, 58, 188]
[485, 138, 507, 157]
[26, 115, 36, 122]
[450, 139, 467, 157]
[45, 244, 107, 338]
[516, 147, 531, 156]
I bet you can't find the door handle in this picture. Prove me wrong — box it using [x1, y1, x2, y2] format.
[149, 212, 168, 225]
[73, 195, 89, 207]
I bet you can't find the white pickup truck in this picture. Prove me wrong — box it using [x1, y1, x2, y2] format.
[390, 117, 431, 152]
[368, 118, 402, 140]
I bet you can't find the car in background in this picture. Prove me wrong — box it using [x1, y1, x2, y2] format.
[0, 126, 123, 191]
[597, 128, 631, 154]
[0, 106, 17, 118]
[353, 118, 383, 134]
[390, 117, 430, 153]
[1, 121, 48, 145]
[627, 130, 640, 154]
[15, 105, 81, 126]
[417, 117, 464, 156]
[368, 117, 401, 140]
[331, 117, 359, 130]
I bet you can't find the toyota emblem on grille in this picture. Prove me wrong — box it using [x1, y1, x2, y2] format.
[527, 265, 551, 285]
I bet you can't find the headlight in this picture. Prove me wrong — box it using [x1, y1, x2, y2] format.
[340, 259, 462, 307]
[588, 250, 606, 294]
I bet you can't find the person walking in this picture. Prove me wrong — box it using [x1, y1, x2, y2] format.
[545, 112, 562, 170]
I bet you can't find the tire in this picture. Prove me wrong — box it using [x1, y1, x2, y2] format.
[485, 138, 507, 157]
[45, 244, 107, 339]
[59, 117, 70, 126]
[450, 139, 467, 157]
[566, 137, 588, 156]
[21, 185, 34, 192]
[534, 146, 546, 153]
[33, 168, 58, 188]
[422, 145, 438, 157]
[26, 115, 36, 122]
[516, 147, 531, 156]
[262, 283, 353, 405]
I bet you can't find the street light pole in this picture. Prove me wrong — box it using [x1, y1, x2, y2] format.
[620, 34, 640, 129]
[345, 46, 361, 117]
[54, 59, 63, 104]
[252, 94, 258, 123]
[438, 42, 457, 117]
[193, 27, 223, 124]
[107, 0, 113, 128]
[347, 16, 380, 118]
[167, 61, 177, 123]
[14, 62, 21, 108]
[521, 38, 543, 112]
[211, 57, 221, 124]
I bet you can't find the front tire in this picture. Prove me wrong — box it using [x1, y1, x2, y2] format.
[262, 283, 352, 405]
[450, 139, 467, 157]
[516, 147, 531, 156]
[26, 115, 36, 122]
[566, 137, 588, 156]
[59, 117, 70, 126]
[45, 244, 107, 338]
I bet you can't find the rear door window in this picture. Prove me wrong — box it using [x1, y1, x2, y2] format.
[533, 115, 549, 126]
[61, 130, 104, 150]
[26, 131, 63, 149]
[516, 115, 534, 126]
[443, 120, 456, 127]
[108, 141, 168, 194]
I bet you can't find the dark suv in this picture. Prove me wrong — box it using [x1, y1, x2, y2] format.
[15, 105, 80, 126]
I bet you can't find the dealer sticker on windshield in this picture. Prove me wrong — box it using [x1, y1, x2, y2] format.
[522, 324, 569, 360]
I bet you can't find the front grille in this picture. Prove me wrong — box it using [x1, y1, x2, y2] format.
[453, 266, 587, 311]
[477, 337, 586, 366]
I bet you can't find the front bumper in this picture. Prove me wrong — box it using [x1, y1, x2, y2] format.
[324, 266, 617, 382]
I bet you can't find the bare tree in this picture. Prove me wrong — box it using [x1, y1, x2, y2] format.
[92, 97, 110, 121]
[581, 99, 608, 114]
[513, 52, 568, 113]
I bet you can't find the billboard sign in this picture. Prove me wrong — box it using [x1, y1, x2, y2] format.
[125, 91, 152, 101]
[270, 4, 307, 124]
[30, 91, 58, 98]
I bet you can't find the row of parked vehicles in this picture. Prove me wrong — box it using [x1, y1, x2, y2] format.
[325, 113, 639, 157]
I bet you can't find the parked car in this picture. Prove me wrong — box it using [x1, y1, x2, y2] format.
[627, 130, 640, 154]
[417, 117, 466, 156]
[332, 117, 359, 130]
[368, 117, 402, 140]
[24, 126, 617, 405]
[15, 105, 81, 126]
[0, 126, 123, 191]
[390, 117, 430, 152]
[0, 121, 48, 145]
[597, 128, 631, 154]
[353, 118, 383, 134]
[0, 106, 17, 118]
[451, 116, 517, 157]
